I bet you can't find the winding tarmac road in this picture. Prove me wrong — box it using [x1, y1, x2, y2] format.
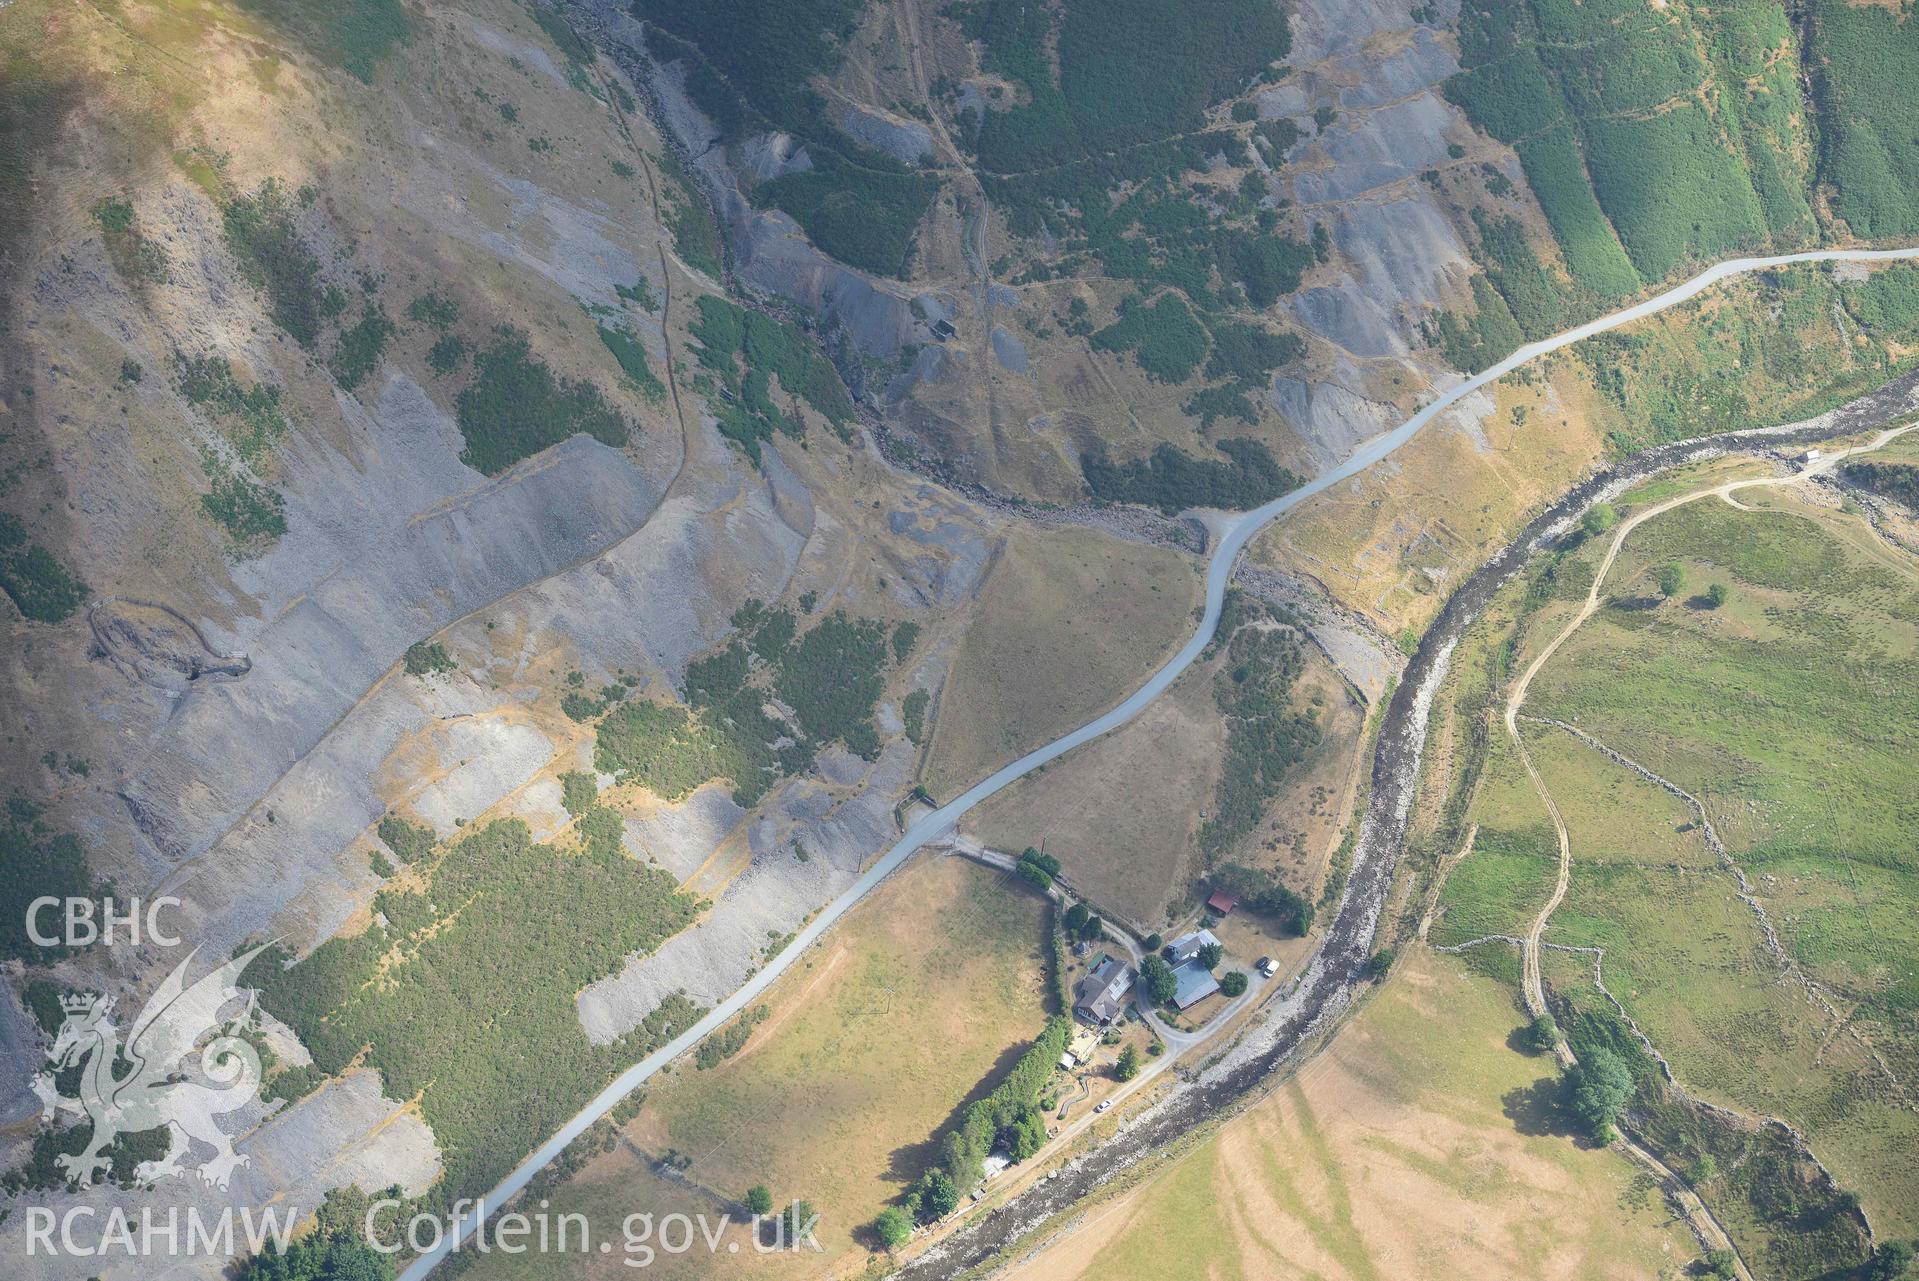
[401, 244, 1919, 1279]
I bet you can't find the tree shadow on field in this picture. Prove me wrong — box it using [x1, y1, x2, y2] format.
[1506, 1023, 1553, 1057]
[847, 1219, 888, 1253]
[880, 1039, 1031, 1186]
[1503, 1076, 1582, 1141]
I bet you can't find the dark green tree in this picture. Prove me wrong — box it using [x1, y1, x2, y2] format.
[1522, 1014, 1558, 1055]
[745, 1184, 774, 1216]
[1219, 970, 1248, 997]
[1139, 954, 1178, 1005]
[1114, 1043, 1141, 1081]
[1002, 1102, 1046, 1160]
[914, 1169, 959, 1223]
[781, 1200, 818, 1245]
[1871, 1241, 1915, 1281]
[1015, 860, 1053, 891]
[1567, 1048, 1634, 1142]
[1019, 847, 1060, 876]
[872, 1206, 912, 1249]
[235, 1186, 395, 1280]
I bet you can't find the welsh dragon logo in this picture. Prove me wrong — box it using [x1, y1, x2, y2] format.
[32, 945, 270, 1191]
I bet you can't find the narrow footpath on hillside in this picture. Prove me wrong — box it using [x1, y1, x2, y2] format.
[404, 232, 1919, 1280]
[1499, 420, 1919, 1281]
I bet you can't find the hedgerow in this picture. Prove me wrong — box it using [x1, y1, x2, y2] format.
[927, 1016, 1072, 1188]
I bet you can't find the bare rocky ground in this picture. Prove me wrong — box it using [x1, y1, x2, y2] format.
[1235, 564, 1405, 703]
[0, 4, 1011, 1274]
[569, 0, 1512, 504]
[893, 365, 1919, 1281]
[0, 1, 1753, 1276]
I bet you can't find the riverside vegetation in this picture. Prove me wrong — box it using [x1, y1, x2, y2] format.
[1423, 471, 1919, 1276]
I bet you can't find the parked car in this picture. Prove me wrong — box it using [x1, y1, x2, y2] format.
[1094, 1098, 1113, 1113]
[1257, 956, 1278, 977]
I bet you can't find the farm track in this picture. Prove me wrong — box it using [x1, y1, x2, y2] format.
[890, 376, 1919, 1281]
[1494, 420, 1919, 1280]
[399, 169, 1919, 1281]
[1504, 421, 1918, 1028]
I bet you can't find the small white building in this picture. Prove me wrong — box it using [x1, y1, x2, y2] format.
[1165, 928, 1222, 966]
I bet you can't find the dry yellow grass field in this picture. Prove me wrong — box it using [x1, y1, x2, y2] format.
[965, 657, 1222, 927]
[461, 852, 1054, 1281]
[1260, 369, 1609, 636]
[966, 631, 1363, 929]
[1004, 949, 1698, 1281]
[925, 524, 1203, 798]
